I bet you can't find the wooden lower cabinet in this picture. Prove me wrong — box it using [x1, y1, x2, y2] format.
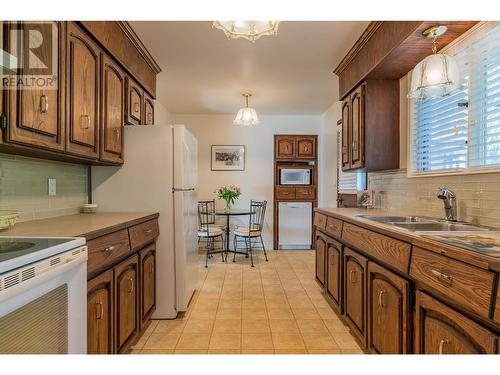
[326, 239, 342, 312]
[315, 232, 327, 285]
[367, 262, 410, 354]
[415, 291, 499, 354]
[140, 244, 156, 327]
[344, 247, 368, 346]
[87, 269, 114, 354]
[114, 254, 139, 353]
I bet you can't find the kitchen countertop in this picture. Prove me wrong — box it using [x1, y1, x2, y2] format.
[0, 212, 159, 241]
[315, 207, 500, 272]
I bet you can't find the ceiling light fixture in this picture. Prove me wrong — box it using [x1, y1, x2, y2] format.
[233, 93, 260, 127]
[407, 25, 461, 100]
[213, 21, 280, 42]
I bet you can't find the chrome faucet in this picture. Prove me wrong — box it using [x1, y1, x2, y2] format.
[437, 187, 457, 221]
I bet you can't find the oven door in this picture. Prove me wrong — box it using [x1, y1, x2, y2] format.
[0, 247, 87, 354]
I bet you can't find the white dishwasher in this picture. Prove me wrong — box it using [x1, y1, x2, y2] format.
[278, 202, 312, 250]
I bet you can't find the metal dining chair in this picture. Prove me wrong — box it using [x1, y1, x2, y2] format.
[233, 200, 268, 267]
[198, 201, 225, 267]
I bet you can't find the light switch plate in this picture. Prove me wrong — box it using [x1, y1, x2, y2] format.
[48, 178, 56, 196]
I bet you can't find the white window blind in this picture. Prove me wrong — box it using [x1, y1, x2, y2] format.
[410, 22, 500, 174]
[337, 130, 366, 192]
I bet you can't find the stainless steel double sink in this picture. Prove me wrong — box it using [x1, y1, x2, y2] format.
[356, 215, 489, 232]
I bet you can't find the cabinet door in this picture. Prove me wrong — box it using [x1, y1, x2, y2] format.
[125, 77, 143, 125]
[296, 136, 316, 159]
[66, 22, 100, 159]
[327, 241, 342, 311]
[415, 291, 499, 354]
[114, 254, 139, 353]
[6, 22, 65, 152]
[275, 136, 295, 159]
[140, 244, 156, 327]
[144, 94, 154, 125]
[315, 232, 326, 285]
[367, 262, 410, 354]
[350, 84, 365, 169]
[87, 270, 114, 354]
[344, 247, 368, 345]
[341, 98, 350, 170]
[100, 54, 124, 164]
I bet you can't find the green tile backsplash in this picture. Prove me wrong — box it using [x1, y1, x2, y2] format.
[0, 154, 88, 222]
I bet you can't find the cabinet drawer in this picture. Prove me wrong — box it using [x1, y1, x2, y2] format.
[87, 229, 131, 276]
[410, 247, 495, 319]
[342, 223, 411, 274]
[313, 212, 327, 230]
[296, 187, 315, 199]
[325, 216, 343, 238]
[276, 186, 296, 200]
[129, 219, 160, 250]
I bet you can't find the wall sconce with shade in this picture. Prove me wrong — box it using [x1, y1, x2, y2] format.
[407, 25, 461, 100]
[233, 93, 260, 127]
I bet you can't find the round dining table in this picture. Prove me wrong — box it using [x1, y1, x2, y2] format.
[212, 208, 255, 257]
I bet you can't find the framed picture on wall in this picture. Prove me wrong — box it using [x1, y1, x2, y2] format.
[211, 145, 245, 171]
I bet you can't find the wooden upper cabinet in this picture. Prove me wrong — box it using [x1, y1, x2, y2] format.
[100, 53, 124, 164]
[140, 244, 156, 327]
[6, 21, 65, 152]
[415, 291, 499, 354]
[344, 247, 368, 346]
[275, 136, 295, 159]
[114, 254, 139, 353]
[125, 77, 143, 125]
[66, 22, 100, 159]
[349, 84, 365, 169]
[315, 232, 327, 286]
[341, 99, 350, 171]
[341, 79, 399, 172]
[367, 262, 410, 354]
[296, 136, 316, 159]
[87, 269, 114, 354]
[144, 93, 154, 125]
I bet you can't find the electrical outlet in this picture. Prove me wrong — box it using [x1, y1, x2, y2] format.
[48, 178, 56, 196]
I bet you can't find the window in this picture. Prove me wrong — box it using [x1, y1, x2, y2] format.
[337, 129, 366, 192]
[410, 22, 500, 175]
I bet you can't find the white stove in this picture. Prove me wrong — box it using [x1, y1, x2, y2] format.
[0, 236, 87, 354]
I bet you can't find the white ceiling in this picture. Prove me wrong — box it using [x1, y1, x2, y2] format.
[130, 21, 369, 115]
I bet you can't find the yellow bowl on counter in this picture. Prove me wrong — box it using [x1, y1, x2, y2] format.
[0, 210, 19, 230]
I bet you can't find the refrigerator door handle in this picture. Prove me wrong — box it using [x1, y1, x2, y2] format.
[172, 187, 196, 193]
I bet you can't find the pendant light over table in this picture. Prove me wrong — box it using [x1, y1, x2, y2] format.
[233, 93, 260, 127]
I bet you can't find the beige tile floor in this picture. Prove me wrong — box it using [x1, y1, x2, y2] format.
[130, 250, 364, 354]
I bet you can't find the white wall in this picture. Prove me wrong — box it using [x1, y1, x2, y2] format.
[172, 114, 322, 247]
[319, 101, 341, 208]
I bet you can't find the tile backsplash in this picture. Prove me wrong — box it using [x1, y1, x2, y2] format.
[368, 169, 500, 229]
[0, 154, 88, 222]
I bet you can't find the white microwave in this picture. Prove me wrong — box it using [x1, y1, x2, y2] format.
[280, 168, 311, 185]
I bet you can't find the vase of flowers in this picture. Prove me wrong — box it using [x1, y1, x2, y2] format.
[215, 185, 241, 212]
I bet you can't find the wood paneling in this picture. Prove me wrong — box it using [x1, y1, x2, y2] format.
[78, 21, 160, 97]
[367, 262, 410, 354]
[344, 247, 368, 347]
[66, 22, 100, 159]
[87, 269, 114, 354]
[140, 244, 156, 327]
[296, 136, 316, 159]
[313, 212, 327, 231]
[295, 186, 315, 200]
[125, 77, 143, 125]
[349, 84, 364, 169]
[275, 186, 296, 200]
[415, 291, 499, 354]
[341, 100, 350, 170]
[100, 53, 124, 164]
[495, 283, 500, 325]
[342, 222, 412, 274]
[325, 216, 343, 239]
[327, 239, 343, 312]
[410, 247, 495, 319]
[275, 136, 295, 159]
[87, 229, 131, 278]
[316, 232, 327, 285]
[129, 219, 160, 250]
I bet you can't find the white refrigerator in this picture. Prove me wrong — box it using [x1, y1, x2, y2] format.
[92, 125, 199, 319]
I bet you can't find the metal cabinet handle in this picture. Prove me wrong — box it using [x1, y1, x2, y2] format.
[115, 128, 120, 140]
[127, 277, 134, 293]
[133, 102, 140, 113]
[147, 112, 152, 123]
[95, 301, 103, 320]
[349, 270, 356, 284]
[438, 339, 449, 354]
[103, 246, 115, 256]
[431, 269, 453, 286]
[330, 254, 335, 266]
[378, 290, 386, 308]
[352, 140, 358, 151]
[145, 229, 152, 234]
[81, 115, 91, 129]
[40, 94, 49, 113]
